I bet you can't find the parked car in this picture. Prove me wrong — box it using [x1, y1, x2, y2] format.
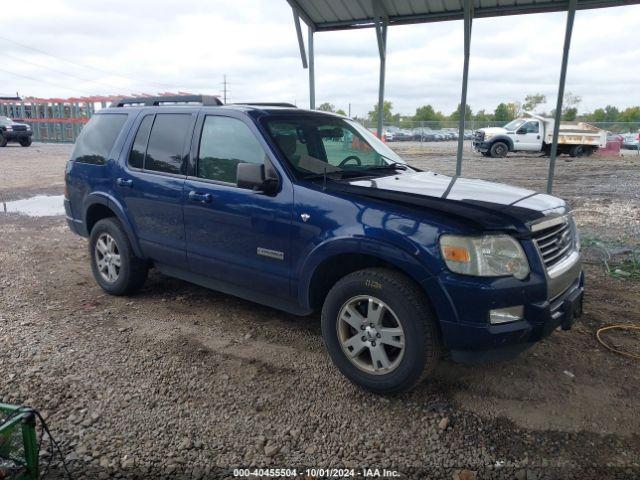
[622, 133, 640, 150]
[0, 116, 33, 147]
[414, 128, 437, 142]
[65, 98, 584, 394]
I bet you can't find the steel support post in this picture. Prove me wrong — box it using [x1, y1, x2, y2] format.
[547, 0, 577, 194]
[292, 9, 308, 69]
[308, 27, 315, 109]
[456, 0, 473, 176]
[375, 19, 387, 139]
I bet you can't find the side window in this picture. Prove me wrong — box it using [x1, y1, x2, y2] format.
[145, 114, 192, 175]
[71, 114, 127, 165]
[128, 115, 154, 169]
[197, 116, 266, 184]
[523, 121, 539, 134]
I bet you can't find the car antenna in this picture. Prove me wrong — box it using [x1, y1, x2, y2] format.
[323, 166, 327, 191]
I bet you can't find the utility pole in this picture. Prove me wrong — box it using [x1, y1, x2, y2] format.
[221, 75, 229, 103]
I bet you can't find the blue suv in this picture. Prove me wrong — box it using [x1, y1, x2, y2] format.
[65, 96, 584, 394]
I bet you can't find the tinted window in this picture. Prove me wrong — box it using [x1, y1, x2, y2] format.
[128, 115, 154, 169]
[71, 114, 127, 165]
[145, 114, 192, 174]
[198, 116, 266, 184]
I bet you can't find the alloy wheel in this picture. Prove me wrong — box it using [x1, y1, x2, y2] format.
[95, 233, 121, 283]
[337, 295, 405, 375]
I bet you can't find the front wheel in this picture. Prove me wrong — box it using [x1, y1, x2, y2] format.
[489, 141, 508, 158]
[321, 268, 440, 394]
[89, 217, 148, 295]
[19, 137, 32, 147]
[0, 136, 7, 147]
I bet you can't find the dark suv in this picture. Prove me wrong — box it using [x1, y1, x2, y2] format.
[0, 116, 33, 147]
[65, 96, 584, 394]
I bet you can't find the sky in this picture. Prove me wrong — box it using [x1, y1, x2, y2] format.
[1, 0, 639, 118]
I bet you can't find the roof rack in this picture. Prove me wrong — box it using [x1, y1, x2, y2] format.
[112, 95, 223, 107]
[233, 102, 297, 108]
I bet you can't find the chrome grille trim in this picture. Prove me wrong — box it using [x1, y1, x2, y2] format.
[532, 215, 576, 270]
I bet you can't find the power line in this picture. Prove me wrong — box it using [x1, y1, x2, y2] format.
[0, 67, 94, 96]
[0, 35, 180, 90]
[3, 52, 122, 91]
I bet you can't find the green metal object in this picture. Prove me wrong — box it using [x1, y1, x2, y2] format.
[0, 403, 39, 480]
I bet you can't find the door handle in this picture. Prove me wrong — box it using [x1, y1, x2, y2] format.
[188, 191, 212, 203]
[116, 178, 133, 187]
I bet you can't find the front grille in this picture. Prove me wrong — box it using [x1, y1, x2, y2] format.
[12, 125, 27, 131]
[474, 131, 485, 141]
[533, 218, 575, 269]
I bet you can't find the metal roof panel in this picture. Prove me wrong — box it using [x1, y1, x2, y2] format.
[287, 0, 640, 30]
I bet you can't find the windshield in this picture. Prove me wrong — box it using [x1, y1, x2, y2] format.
[503, 119, 525, 131]
[264, 115, 405, 178]
[0, 116, 12, 125]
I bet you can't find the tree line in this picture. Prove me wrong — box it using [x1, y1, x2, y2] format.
[315, 94, 639, 129]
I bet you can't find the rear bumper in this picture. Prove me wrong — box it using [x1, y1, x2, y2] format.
[64, 198, 84, 236]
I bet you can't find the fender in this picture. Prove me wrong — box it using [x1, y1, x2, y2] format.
[297, 235, 438, 310]
[83, 191, 144, 258]
[488, 135, 515, 151]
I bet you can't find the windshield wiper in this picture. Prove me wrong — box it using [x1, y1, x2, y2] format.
[365, 162, 409, 171]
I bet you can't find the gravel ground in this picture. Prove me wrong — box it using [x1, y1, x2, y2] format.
[1, 143, 639, 479]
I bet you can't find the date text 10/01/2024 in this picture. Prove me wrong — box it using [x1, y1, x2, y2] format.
[233, 468, 401, 477]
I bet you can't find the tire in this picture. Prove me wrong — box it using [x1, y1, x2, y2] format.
[89, 217, 148, 295]
[19, 137, 32, 147]
[321, 268, 440, 394]
[489, 141, 508, 158]
[0, 136, 7, 147]
[569, 145, 592, 157]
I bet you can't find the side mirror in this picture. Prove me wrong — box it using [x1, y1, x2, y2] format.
[237, 163, 278, 193]
[516, 128, 527, 134]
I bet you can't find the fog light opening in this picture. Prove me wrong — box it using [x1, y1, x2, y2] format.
[489, 306, 524, 325]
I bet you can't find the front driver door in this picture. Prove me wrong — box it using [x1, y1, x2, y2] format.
[514, 120, 542, 151]
[183, 113, 293, 298]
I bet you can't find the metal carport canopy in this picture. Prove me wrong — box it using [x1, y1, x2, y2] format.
[287, 0, 640, 193]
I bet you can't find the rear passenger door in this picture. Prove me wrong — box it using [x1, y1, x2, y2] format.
[117, 112, 195, 267]
[183, 113, 293, 298]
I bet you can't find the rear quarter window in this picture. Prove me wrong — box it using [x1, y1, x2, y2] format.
[71, 114, 128, 165]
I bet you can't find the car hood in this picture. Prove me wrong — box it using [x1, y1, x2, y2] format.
[479, 127, 508, 135]
[330, 171, 568, 234]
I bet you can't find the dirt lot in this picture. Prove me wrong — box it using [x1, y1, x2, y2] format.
[1, 142, 639, 479]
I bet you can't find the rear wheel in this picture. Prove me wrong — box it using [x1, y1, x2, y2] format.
[89, 217, 148, 295]
[569, 145, 592, 157]
[489, 141, 508, 158]
[19, 137, 32, 147]
[0, 136, 7, 147]
[321, 268, 440, 394]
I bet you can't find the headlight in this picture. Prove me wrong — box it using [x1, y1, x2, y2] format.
[5, 126, 13, 131]
[483, 132, 494, 140]
[440, 234, 530, 279]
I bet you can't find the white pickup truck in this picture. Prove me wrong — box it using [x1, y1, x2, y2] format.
[473, 113, 606, 158]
